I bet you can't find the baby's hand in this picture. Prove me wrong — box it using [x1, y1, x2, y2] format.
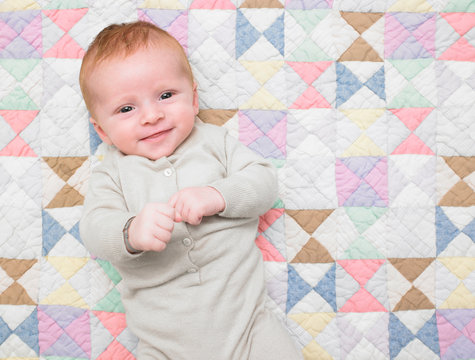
[127, 203, 177, 253]
[169, 187, 225, 225]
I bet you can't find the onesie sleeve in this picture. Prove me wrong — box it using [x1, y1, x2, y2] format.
[79, 154, 139, 263]
[210, 131, 278, 219]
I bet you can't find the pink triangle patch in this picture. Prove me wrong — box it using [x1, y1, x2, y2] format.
[266, 116, 287, 155]
[43, 9, 88, 33]
[166, 13, 189, 53]
[258, 208, 284, 233]
[20, 13, 42, 54]
[0, 110, 38, 134]
[38, 310, 64, 353]
[392, 133, 434, 155]
[290, 86, 331, 109]
[64, 312, 91, 356]
[287, 61, 332, 85]
[389, 108, 433, 132]
[364, 158, 388, 204]
[190, 0, 236, 9]
[437, 312, 462, 356]
[255, 235, 286, 262]
[93, 311, 127, 339]
[44, 33, 85, 58]
[96, 340, 135, 360]
[441, 12, 475, 37]
[239, 113, 263, 146]
[339, 288, 387, 312]
[439, 37, 475, 61]
[0, 136, 37, 157]
[338, 259, 385, 287]
[336, 160, 364, 205]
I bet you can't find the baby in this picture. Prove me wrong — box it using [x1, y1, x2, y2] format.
[79, 21, 302, 359]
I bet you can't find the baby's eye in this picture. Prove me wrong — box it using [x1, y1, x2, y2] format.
[119, 106, 134, 113]
[160, 92, 172, 100]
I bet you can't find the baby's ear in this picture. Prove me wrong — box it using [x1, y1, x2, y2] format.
[192, 82, 199, 115]
[90, 117, 113, 145]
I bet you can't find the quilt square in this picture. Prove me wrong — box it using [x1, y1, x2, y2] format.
[387, 258, 435, 311]
[0, 259, 39, 305]
[437, 107, 475, 156]
[90, 311, 138, 359]
[338, 12, 384, 62]
[42, 9, 87, 58]
[337, 108, 387, 157]
[389, 310, 440, 359]
[336, 62, 385, 108]
[38, 305, 90, 358]
[238, 60, 287, 109]
[0, 59, 41, 111]
[0, 157, 42, 259]
[385, 12, 436, 59]
[280, 156, 337, 209]
[286, 61, 335, 109]
[437, 12, 475, 61]
[386, 207, 436, 258]
[388, 155, 436, 207]
[436, 61, 475, 108]
[337, 312, 389, 359]
[285, 9, 335, 61]
[0, 110, 39, 157]
[337, 207, 388, 260]
[41, 157, 89, 208]
[286, 209, 337, 263]
[436, 257, 475, 309]
[257, 208, 286, 262]
[287, 263, 336, 313]
[188, 9, 235, 61]
[336, 156, 388, 207]
[138, 9, 188, 52]
[0, 11, 42, 58]
[287, 109, 336, 159]
[436, 206, 475, 257]
[437, 156, 475, 206]
[0, 305, 38, 357]
[336, 259, 388, 312]
[437, 309, 475, 360]
[239, 110, 286, 159]
[385, 59, 437, 108]
[236, 9, 284, 60]
[288, 311, 339, 359]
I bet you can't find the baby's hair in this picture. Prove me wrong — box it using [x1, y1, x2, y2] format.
[79, 21, 193, 113]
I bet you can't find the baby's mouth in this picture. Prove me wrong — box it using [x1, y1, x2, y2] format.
[141, 129, 171, 141]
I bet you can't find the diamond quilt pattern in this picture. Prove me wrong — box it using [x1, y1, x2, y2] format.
[0, 2, 474, 360]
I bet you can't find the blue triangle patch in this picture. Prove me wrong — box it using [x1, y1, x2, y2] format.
[236, 10, 261, 58]
[436, 207, 460, 255]
[389, 313, 416, 359]
[286, 265, 313, 313]
[415, 313, 440, 355]
[89, 121, 102, 154]
[263, 14, 284, 56]
[336, 63, 363, 107]
[0, 317, 13, 344]
[14, 309, 39, 353]
[462, 218, 475, 242]
[364, 66, 386, 100]
[314, 263, 336, 311]
[42, 210, 67, 256]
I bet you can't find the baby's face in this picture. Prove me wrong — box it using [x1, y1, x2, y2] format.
[88, 46, 198, 160]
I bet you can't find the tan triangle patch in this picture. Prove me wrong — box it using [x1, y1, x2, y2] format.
[0, 259, 37, 281]
[46, 184, 84, 208]
[291, 238, 334, 263]
[393, 286, 434, 311]
[443, 156, 475, 179]
[338, 37, 383, 62]
[43, 157, 88, 182]
[286, 209, 333, 234]
[389, 258, 434, 283]
[439, 181, 475, 207]
[340, 12, 384, 34]
[0, 283, 36, 305]
[240, 0, 283, 7]
[198, 109, 237, 126]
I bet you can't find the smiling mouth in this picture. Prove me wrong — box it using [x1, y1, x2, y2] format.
[141, 129, 171, 142]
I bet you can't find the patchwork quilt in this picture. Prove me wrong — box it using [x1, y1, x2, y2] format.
[0, 1, 474, 359]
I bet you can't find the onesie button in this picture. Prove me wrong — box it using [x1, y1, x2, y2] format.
[164, 168, 173, 177]
[182, 238, 192, 247]
[187, 267, 198, 274]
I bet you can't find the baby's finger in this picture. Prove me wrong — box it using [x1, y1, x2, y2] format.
[155, 203, 176, 219]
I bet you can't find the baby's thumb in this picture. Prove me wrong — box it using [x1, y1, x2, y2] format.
[173, 209, 182, 223]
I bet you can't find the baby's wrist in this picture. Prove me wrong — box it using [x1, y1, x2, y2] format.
[123, 216, 141, 254]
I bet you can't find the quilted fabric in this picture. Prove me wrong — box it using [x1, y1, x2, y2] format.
[0, 1, 474, 359]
